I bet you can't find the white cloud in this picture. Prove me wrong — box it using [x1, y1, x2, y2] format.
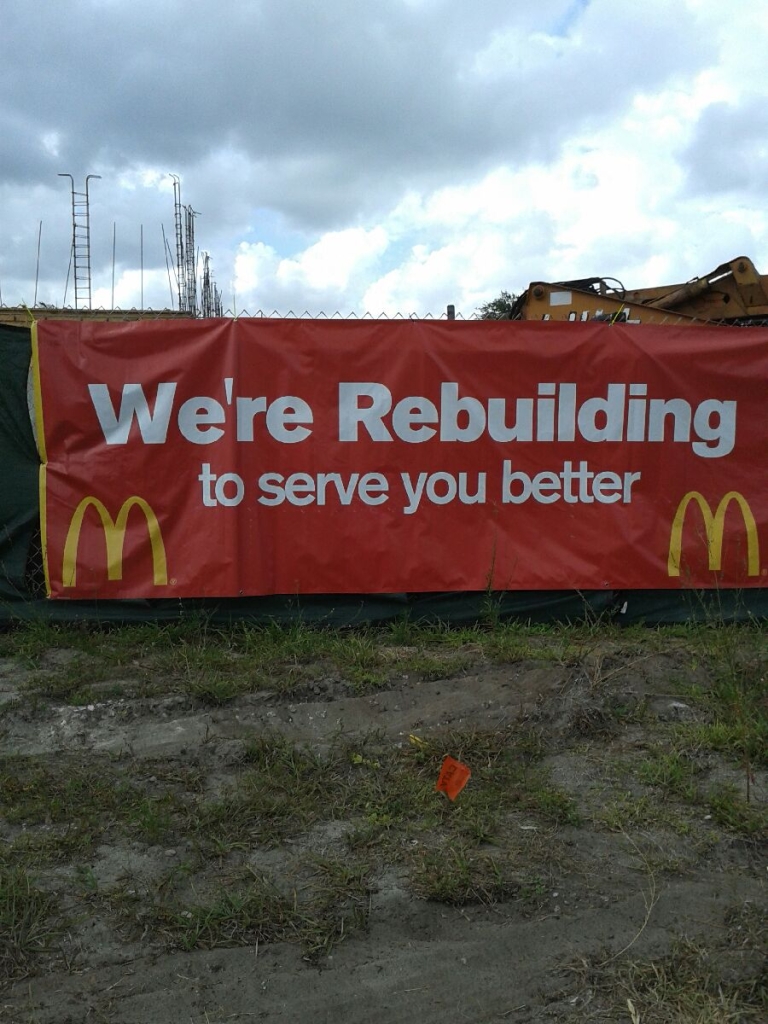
[278, 227, 389, 292]
[233, 227, 389, 312]
[91, 268, 174, 311]
[3, 0, 768, 318]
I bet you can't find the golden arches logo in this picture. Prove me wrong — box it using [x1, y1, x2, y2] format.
[62, 496, 168, 588]
[668, 491, 759, 578]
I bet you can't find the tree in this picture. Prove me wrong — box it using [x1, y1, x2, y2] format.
[476, 290, 517, 320]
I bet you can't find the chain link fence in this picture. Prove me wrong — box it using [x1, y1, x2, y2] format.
[24, 531, 46, 600]
[0, 305, 476, 325]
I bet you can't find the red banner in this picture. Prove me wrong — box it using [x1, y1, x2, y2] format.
[32, 318, 768, 598]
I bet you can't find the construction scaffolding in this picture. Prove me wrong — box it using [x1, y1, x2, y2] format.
[59, 173, 100, 309]
[170, 175, 222, 317]
[201, 252, 223, 318]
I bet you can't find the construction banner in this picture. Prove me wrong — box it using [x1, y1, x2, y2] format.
[32, 318, 768, 599]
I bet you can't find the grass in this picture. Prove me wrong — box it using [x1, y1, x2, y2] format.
[585, 619, 768, 841]
[409, 842, 521, 905]
[636, 748, 701, 800]
[153, 871, 298, 951]
[0, 720, 580, 958]
[595, 793, 695, 836]
[683, 622, 768, 773]
[7, 619, 484, 705]
[187, 726, 575, 855]
[0, 866, 63, 984]
[573, 932, 767, 1023]
[0, 756, 194, 859]
[143, 855, 376, 959]
[0, 616, 766, 1010]
[1, 616, 656, 709]
[706, 785, 768, 836]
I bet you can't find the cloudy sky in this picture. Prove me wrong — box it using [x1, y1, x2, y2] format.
[3, 0, 767, 317]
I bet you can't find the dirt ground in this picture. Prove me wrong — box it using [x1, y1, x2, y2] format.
[0, 623, 765, 1023]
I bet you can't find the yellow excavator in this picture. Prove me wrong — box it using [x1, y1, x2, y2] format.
[511, 256, 768, 325]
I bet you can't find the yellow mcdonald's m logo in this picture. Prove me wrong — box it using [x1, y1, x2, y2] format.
[668, 491, 760, 577]
[62, 496, 168, 587]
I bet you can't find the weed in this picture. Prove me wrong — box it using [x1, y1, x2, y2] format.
[636, 748, 700, 801]
[1, 616, 766, 1018]
[685, 621, 768, 805]
[154, 872, 295, 951]
[705, 785, 768, 838]
[410, 843, 520, 905]
[302, 855, 373, 949]
[74, 864, 99, 894]
[186, 673, 254, 705]
[518, 874, 549, 900]
[24, 660, 100, 703]
[520, 782, 581, 826]
[0, 622, 90, 665]
[386, 614, 417, 645]
[147, 858, 374, 960]
[486, 622, 555, 662]
[191, 736, 337, 850]
[0, 755, 188, 860]
[597, 793, 693, 835]
[396, 651, 472, 681]
[126, 796, 177, 844]
[0, 866, 63, 984]
[574, 934, 767, 1023]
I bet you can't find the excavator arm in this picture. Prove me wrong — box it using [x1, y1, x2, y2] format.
[514, 256, 768, 325]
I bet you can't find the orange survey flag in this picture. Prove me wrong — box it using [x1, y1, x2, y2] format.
[435, 755, 471, 801]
